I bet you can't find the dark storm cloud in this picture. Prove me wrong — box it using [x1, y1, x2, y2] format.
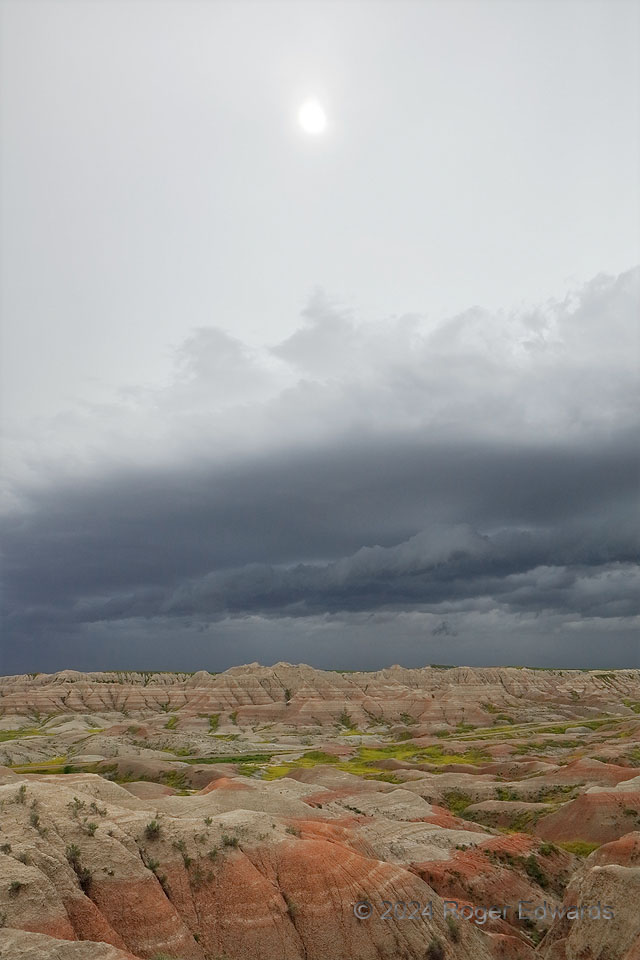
[3, 429, 637, 611]
[1, 268, 639, 670]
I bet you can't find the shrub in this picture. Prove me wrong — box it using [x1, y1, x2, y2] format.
[446, 914, 461, 942]
[283, 893, 298, 918]
[66, 844, 81, 865]
[524, 854, 548, 888]
[68, 797, 86, 818]
[338, 708, 355, 729]
[8, 880, 24, 896]
[426, 937, 445, 960]
[144, 819, 161, 841]
[221, 834, 239, 848]
[66, 844, 92, 892]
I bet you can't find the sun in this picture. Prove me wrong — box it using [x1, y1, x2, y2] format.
[298, 99, 328, 136]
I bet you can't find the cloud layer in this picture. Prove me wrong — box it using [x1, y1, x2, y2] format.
[1, 268, 638, 673]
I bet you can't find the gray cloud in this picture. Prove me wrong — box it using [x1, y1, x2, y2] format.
[1, 269, 638, 672]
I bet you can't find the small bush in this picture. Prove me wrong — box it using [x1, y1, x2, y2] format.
[9, 880, 24, 896]
[68, 797, 86, 818]
[144, 819, 161, 841]
[524, 854, 548, 888]
[338, 708, 355, 729]
[221, 834, 239, 848]
[426, 937, 445, 960]
[66, 844, 81, 865]
[446, 914, 461, 942]
[283, 893, 298, 918]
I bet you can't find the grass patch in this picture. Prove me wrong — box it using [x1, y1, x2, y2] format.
[183, 752, 280, 765]
[558, 840, 600, 857]
[442, 790, 473, 815]
[0, 728, 41, 742]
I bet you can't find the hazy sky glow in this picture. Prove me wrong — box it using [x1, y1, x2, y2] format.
[0, 0, 638, 674]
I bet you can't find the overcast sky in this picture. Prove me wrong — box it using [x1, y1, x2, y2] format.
[1, 0, 638, 674]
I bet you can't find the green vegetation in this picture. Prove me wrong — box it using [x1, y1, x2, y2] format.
[236, 764, 261, 777]
[144, 819, 162, 841]
[0, 728, 40, 742]
[183, 752, 280, 765]
[164, 715, 178, 730]
[442, 790, 473, 815]
[539, 842, 558, 856]
[558, 840, 600, 857]
[65, 844, 92, 892]
[163, 771, 190, 791]
[283, 893, 298, 918]
[338, 708, 356, 730]
[495, 787, 519, 801]
[426, 937, 445, 960]
[523, 854, 548, 888]
[262, 739, 490, 783]
[446, 915, 461, 942]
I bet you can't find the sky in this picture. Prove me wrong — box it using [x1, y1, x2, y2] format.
[0, 0, 639, 674]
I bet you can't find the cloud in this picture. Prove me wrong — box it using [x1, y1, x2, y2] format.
[1, 268, 638, 671]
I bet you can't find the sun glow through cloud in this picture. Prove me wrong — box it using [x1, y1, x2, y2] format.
[298, 98, 328, 135]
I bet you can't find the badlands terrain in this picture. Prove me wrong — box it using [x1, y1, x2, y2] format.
[0, 663, 639, 960]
